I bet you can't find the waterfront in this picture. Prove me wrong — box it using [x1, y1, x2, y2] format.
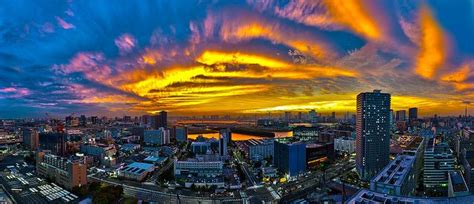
[188, 131, 293, 141]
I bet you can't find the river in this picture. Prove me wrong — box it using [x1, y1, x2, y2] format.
[188, 131, 293, 141]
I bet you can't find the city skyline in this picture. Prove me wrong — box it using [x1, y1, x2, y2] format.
[2, 1, 474, 118]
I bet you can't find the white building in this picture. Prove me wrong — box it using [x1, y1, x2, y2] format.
[174, 159, 224, 188]
[144, 128, 170, 145]
[334, 137, 355, 154]
[370, 155, 416, 196]
[424, 138, 455, 193]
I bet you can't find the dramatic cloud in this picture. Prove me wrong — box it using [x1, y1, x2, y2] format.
[415, 5, 448, 79]
[0, 1, 473, 118]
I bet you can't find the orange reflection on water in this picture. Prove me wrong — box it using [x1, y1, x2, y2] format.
[188, 131, 293, 141]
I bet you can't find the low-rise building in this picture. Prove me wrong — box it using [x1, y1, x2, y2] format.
[80, 143, 117, 165]
[36, 151, 87, 190]
[334, 137, 355, 154]
[120, 143, 141, 153]
[348, 189, 474, 203]
[118, 162, 155, 181]
[174, 158, 224, 188]
[370, 155, 416, 196]
[448, 171, 470, 197]
[247, 139, 274, 161]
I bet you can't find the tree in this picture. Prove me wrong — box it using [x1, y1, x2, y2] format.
[72, 185, 88, 198]
[91, 184, 123, 204]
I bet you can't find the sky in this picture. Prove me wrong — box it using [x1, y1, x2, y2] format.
[1, 0, 474, 118]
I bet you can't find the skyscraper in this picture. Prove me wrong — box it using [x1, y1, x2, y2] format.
[309, 110, 317, 123]
[356, 90, 391, 180]
[39, 132, 67, 156]
[219, 129, 231, 156]
[396, 110, 406, 122]
[22, 128, 39, 151]
[408, 108, 418, 122]
[152, 111, 168, 129]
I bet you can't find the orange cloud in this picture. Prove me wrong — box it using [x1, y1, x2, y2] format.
[441, 65, 471, 83]
[214, 11, 334, 59]
[323, 0, 382, 40]
[440, 64, 474, 91]
[197, 50, 291, 68]
[415, 5, 447, 79]
[140, 50, 162, 65]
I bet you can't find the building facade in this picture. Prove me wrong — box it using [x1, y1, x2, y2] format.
[423, 138, 455, 194]
[22, 128, 39, 150]
[356, 90, 391, 180]
[273, 141, 306, 177]
[248, 139, 274, 161]
[174, 126, 188, 142]
[370, 155, 416, 196]
[36, 151, 87, 190]
[396, 110, 407, 122]
[38, 132, 67, 156]
[144, 128, 170, 145]
[334, 137, 355, 154]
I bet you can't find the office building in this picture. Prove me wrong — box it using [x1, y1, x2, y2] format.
[399, 136, 425, 186]
[219, 130, 230, 156]
[152, 111, 167, 129]
[448, 171, 470, 197]
[334, 137, 355, 154]
[36, 151, 87, 190]
[274, 141, 306, 177]
[39, 132, 67, 156]
[80, 143, 116, 165]
[306, 143, 334, 167]
[396, 110, 406, 121]
[309, 110, 317, 123]
[356, 90, 391, 180]
[191, 142, 210, 154]
[174, 126, 188, 142]
[22, 128, 39, 151]
[247, 139, 274, 161]
[174, 158, 224, 188]
[408, 108, 418, 122]
[144, 128, 170, 145]
[370, 155, 416, 196]
[284, 112, 291, 122]
[293, 127, 319, 140]
[423, 137, 455, 194]
[219, 128, 232, 143]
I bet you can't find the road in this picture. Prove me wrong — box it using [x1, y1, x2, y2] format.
[234, 151, 258, 186]
[277, 159, 356, 202]
[89, 175, 242, 203]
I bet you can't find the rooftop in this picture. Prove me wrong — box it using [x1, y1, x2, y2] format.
[143, 156, 166, 163]
[449, 171, 469, 193]
[371, 155, 415, 186]
[120, 162, 154, 175]
[349, 189, 474, 203]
